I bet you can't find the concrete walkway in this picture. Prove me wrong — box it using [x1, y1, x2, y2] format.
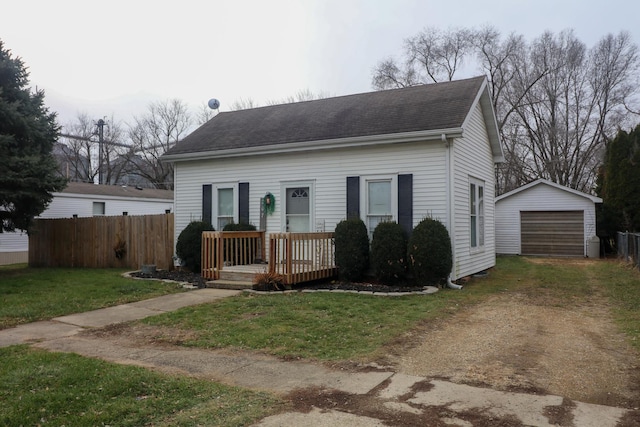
[0, 288, 632, 426]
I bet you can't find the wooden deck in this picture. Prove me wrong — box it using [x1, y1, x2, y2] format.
[202, 231, 337, 285]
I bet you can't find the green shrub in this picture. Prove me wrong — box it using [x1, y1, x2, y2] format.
[371, 221, 407, 284]
[334, 218, 369, 281]
[176, 221, 214, 273]
[223, 222, 257, 231]
[407, 217, 452, 285]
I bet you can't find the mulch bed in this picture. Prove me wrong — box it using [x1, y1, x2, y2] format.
[129, 269, 427, 293]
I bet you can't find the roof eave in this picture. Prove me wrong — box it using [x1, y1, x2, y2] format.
[161, 128, 464, 162]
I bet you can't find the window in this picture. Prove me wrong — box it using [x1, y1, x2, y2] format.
[213, 183, 238, 230]
[282, 181, 314, 232]
[217, 187, 234, 230]
[470, 178, 485, 248]
[92, 202, 105, 216]
[361, 175, 397, 239]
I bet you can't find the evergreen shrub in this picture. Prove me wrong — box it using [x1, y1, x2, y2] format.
[334, 218, 369, 281]
[175, 221, 214, 273]
[222, 222, 257, 231]
[407, 217, 452, 285]
[371, 221, 407, 284]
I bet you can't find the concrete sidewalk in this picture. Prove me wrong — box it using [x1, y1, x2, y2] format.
[0, 288, 240, 347]
[0, 288, 633, 426]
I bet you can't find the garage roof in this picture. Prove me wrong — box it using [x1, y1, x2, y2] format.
[496, 179, 602, 203]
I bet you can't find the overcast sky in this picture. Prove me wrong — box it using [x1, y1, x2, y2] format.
[3, 0, 639, 130]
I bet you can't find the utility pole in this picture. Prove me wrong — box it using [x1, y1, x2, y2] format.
[96, 119, 105, 185]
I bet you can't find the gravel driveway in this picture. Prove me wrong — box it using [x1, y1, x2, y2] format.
[389, 259, 640, 409]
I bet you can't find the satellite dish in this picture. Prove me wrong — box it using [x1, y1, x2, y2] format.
[208, 98, 220, 110]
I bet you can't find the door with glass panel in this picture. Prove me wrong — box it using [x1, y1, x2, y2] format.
[285, 187, 310, 232]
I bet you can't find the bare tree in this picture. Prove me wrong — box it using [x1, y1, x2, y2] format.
[58, 113, 128, 184]
[127, 99, 192, 190]
[372, 26, 640, 194]
[372, 27, 475, 89]
[508, 30, 639, 193]
[229, 97, 259, 111]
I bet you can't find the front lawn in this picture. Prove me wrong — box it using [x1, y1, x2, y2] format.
[0, 345, 282, 426]
[142, 256, 640, 360]
[0, 265, 186, 329]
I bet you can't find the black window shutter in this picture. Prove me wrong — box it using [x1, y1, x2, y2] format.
[346, 176, 360, 219]
[239, 182, 249, 224]
[398, 174, 413, 237]
[202, 184, 212, 226]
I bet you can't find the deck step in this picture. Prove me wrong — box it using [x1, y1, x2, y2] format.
[218, 270, 257, 282]
[206, 280, 254, 290]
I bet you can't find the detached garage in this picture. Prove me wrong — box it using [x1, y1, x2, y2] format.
[495, 179, 602, 257]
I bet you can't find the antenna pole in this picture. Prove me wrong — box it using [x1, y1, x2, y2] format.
[97, 119, 105, 185]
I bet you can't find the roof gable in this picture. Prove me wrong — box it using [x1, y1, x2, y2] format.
[495, 179, 602, 203]
[163, 76, 502, 161]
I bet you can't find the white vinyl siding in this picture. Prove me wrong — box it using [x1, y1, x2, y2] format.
[172, 141, 448, 249]
[41, 194, 173, 218]
[452, 103, 496, 278]
[495, 182, 599, 256]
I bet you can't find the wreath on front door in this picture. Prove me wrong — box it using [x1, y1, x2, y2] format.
[263, 193, 276, 216]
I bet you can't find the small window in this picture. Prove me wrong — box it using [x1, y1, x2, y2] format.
[92, 202, 105, 216]
[217, 187, 234, 230]
[470, 178, 485, 248]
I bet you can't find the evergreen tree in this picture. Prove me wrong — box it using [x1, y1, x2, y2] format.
[599, 125, 640, 233]
[0, 40, 66, 232]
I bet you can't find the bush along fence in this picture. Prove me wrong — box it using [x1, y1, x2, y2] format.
[28, 213, 174, 270]
[617, 231, 640, 269]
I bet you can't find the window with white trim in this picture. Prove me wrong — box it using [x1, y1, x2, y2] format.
[362, 175, 397, 239]
[92, 202, 105, 216]
[213, 183, 238, 230]
[469, 178, 485, 248]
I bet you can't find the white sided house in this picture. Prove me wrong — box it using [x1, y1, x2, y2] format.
[0, 182, 173, 265]
[162, 76, 504, 280]
[495, 179, 602, 257]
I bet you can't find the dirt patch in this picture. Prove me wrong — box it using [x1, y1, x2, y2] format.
[286, 386, 526, 427]
[387, 290, 640, 408]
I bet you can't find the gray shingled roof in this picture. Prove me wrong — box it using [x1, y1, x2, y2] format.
[58, 182, 173, 200]
[164, 76, 487, 157]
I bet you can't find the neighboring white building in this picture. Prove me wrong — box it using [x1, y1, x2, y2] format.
[162, 76, 504, 280]
[0, 182, 173, 265]
[495, 179, 602, 257]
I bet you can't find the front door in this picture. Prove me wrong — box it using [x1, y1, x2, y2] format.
[285, 186, 310, 232]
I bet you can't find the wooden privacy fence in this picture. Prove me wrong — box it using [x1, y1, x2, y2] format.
[201, 231, 266, 280]
[269, 232, 337, 285]
[29, 214, 174, 270]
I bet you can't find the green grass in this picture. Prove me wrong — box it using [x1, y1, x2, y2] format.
[593, 261, 640, 349]
[143, 256, 640, 360]
[0, 345, 283, 426]
[0, 265, 186, 329]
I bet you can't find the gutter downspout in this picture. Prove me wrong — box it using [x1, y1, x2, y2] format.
[443, 133, 463, 290]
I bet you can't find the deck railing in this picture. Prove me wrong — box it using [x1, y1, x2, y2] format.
[269, 232, 337, 285]
[201, 231, 266, 279]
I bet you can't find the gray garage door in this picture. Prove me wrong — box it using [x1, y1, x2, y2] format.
[520, 211, 584, 256]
